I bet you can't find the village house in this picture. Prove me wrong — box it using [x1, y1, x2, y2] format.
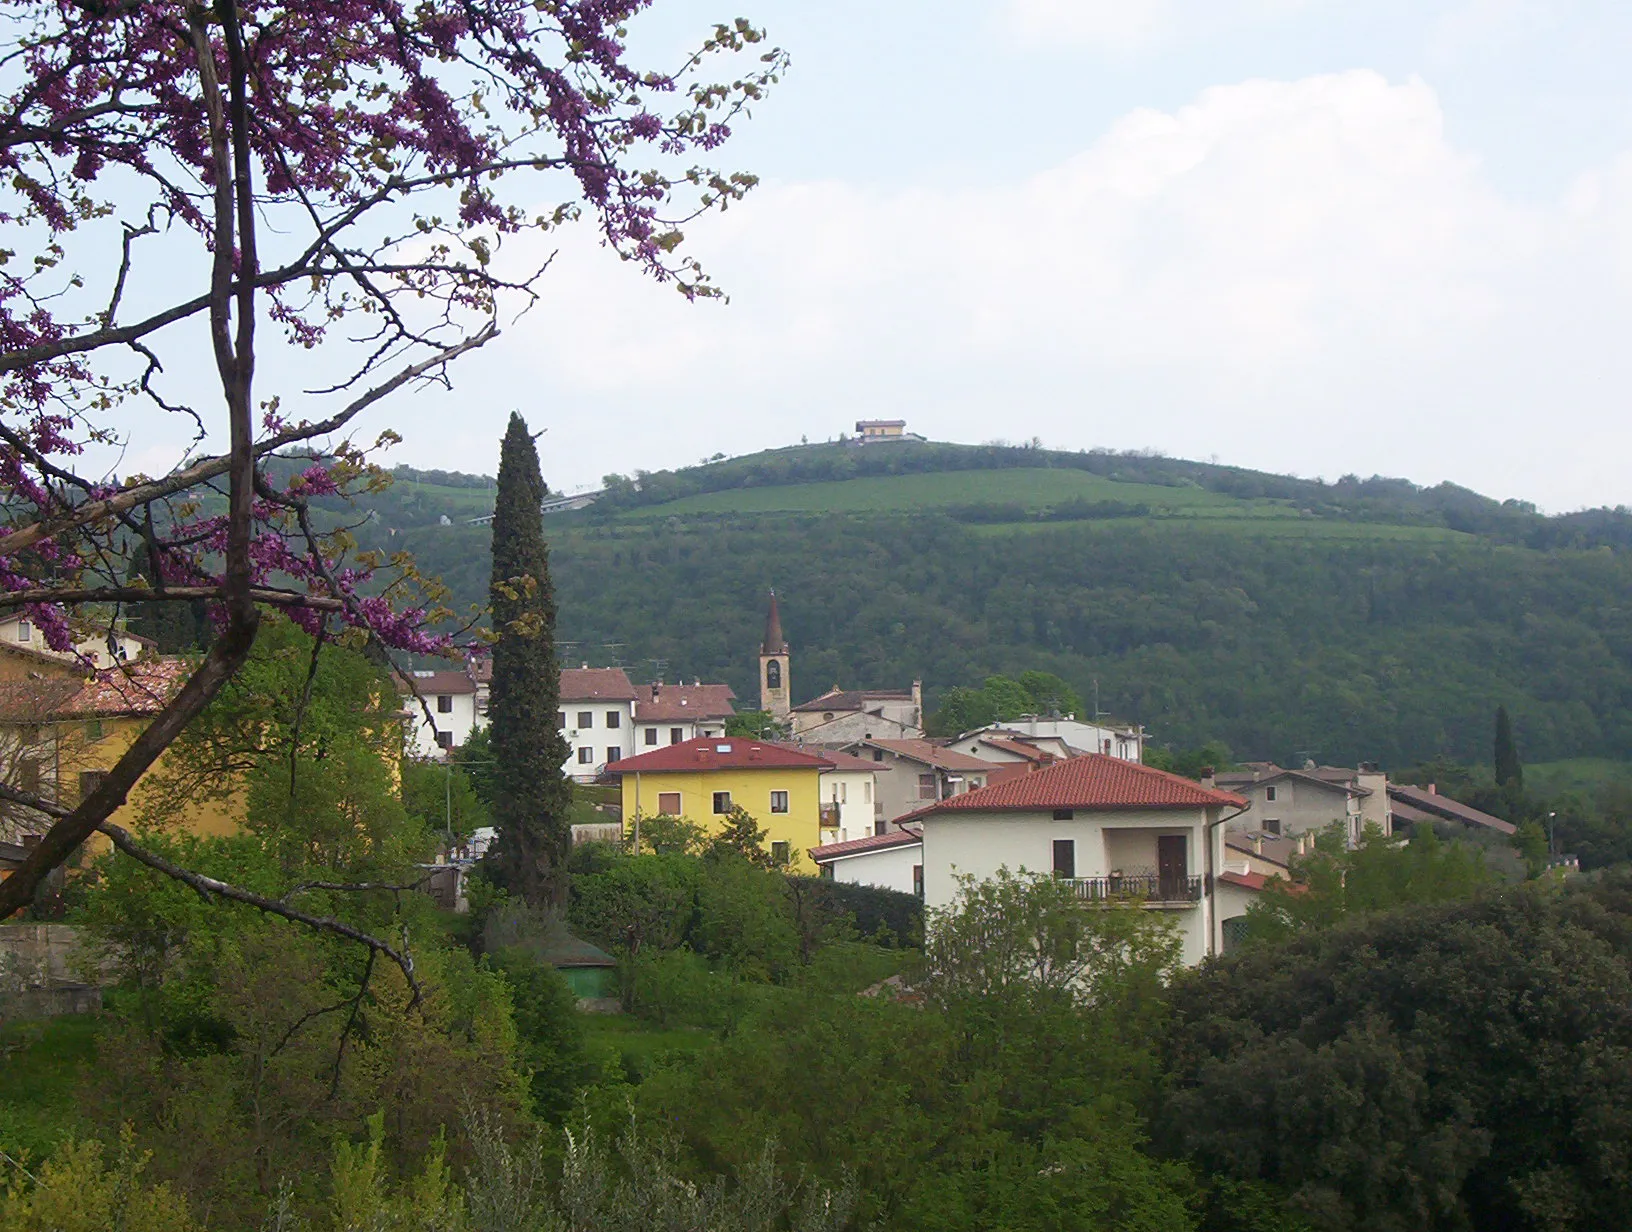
[0, 657, 238, 853]
[791, 685, 925, 743]
[558, 666, 640, 782]
[401, 667, 480, 759]
[947, 730, 1075, 768]
[809, 826, 923, 897]
[0, 612, 153, 670]
[631, 680, 736, 749]
[809, 747, 881, 844]
[1386, 783, 1516, 837]
[841, 738, 993, 829]
[1214, 762, 1391, 844]
[948, 716, 1144, 763]
[603, 736, 834, 867]
[907, 754, 1254, 967]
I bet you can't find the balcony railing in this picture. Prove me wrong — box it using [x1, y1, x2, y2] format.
[818, 804, 841, 827]
[1063, 874, 1202, 905]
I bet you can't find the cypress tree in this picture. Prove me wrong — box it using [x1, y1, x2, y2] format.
[485, 412, 572, 907]
[1494, 705, 1523, 789]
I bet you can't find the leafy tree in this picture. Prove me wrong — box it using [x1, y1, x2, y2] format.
[401, 758, 491, 847]
[631, 812, 709, 856]
[724, 710, 780, 739]
[1495, 704, 1523, 788]
[1160, 876, 1632, 1232]
[1239, 823, 1498, 944]
[486, 412, 573, 909]
[1143, 741, 1234, 780]
[707, 805, 775, 869]
[486, 948, 591, 1123]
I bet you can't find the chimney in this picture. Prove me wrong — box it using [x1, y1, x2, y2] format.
[652, 681, 661, 699]
[1428, 782, 1436, 795]
[1200, 765, 1216, 790]
[581, 661, 589, 670]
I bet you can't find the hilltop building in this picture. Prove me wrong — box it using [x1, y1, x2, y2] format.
[851, 419, 926, 444]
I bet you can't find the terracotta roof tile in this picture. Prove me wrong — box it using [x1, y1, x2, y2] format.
[0, 657, 192, 721]
[903, 753, 1246, 820]
[559, 667, 638, 702]
[809, 827, 922, 862]
[603, 735, 833, 774]
[854, 739, 993, 772]
[634, 682, 736, 722]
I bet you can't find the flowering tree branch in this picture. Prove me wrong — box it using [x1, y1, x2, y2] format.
[0, 0, 785, 916]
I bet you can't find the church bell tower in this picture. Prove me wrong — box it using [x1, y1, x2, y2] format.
[758, 589, 791, 723]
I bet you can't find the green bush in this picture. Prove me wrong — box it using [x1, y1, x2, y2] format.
[487, 948, 591, 1123]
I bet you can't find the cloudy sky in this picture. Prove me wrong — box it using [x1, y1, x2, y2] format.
[295, 2, 1632, 509]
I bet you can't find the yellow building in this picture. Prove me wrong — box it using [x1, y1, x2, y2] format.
[606, 736, 834, 866]
[0, 652, 241, 856]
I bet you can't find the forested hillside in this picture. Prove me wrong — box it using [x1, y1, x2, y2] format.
[334, 441, 1632, 770]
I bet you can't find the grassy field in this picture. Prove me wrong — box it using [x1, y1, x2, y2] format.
[624, 468, 1293, 520]
[0, 1014, 97, 1159]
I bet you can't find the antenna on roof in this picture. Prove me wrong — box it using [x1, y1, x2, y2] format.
[648, 657, 668, 684]
[601, 641, 625, 668]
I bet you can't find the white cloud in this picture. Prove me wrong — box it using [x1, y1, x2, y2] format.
[405, 69, 1632, 511]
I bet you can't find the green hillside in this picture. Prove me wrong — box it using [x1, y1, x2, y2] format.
[315, 441, 1632, 772]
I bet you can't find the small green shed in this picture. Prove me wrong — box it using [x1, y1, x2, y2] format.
[532, 924, 618, 1002]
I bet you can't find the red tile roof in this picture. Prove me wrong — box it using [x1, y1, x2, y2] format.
[405, 669, 475, 696]
[559, 667, 638, 702]
[1387, 784, 1515, 835]
[1219, 870, 1274, 892]
[902, 753, 1247, 820]
[809, 826, 922, 862]
[808, 748, 882, 774]
[634, 682, 736, 722]
[601, 735, 834, 774]
[0, 657, 193, 721]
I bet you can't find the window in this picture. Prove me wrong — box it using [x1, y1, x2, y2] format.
[875, 819, 887, 836]
[771, 841, 790, 866]
[436, 694, 453, 714]
[605, 710, 621, 729]
[670, 727, 683, 745]
[1263, 818, 1282, 836]
[16, 620, 30, 642]
[1052, 808, 1074, 820]
[644, 727, 658, 746]
[436, 731, 454, 750]
[770, 790, 789, 814]
[836, 782, 847, 804]
[913, 864, 924, 898]
[606, 747, 621, 764]
[77, 770, 107, 803]
[1265, 785, 1278, 802]
[17, 759, 40, 794]
[657, 792, 681, 815]
[577, 711, 593, 730]
[864, 781, 873, 802]
[577, 747, 594, 765]
[872, 749, 884, 762]
[557, 711, 567, 728]
[819, 863, 833, 880]
[712, 791, 732, 814]
[1052, 839, 1076, 879]
[917, 773, 937, 801]
[765, 659, 781, 690]
[83, 719, 104, 742]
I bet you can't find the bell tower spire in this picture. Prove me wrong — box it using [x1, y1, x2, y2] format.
[758, 589, 791, 723]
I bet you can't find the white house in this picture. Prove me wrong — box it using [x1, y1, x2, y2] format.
[401, 668, 480, 759]
[809, 827, 923, 896]
[631, 681, 736, 750]
[951, 716, 1145, 762]
[908, 754, 1253, 968]
[947, 730, 1076, 768]
[559, 666, 639, 781]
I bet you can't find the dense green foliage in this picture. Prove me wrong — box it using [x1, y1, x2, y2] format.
[485, 412, 573, 907]
[1495, 705, 1523, 788]
[1160, 876, 1632, 1232]
[928, 670, 1085, 735]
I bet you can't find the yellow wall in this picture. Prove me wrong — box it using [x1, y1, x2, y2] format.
[621, 765, 824, 866]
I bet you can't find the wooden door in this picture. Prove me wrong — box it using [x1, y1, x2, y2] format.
[1157, 835, 1188, 899]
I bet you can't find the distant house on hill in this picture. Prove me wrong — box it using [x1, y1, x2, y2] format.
[850, 419, 926, 444]
[1386, 783, 1516, 837]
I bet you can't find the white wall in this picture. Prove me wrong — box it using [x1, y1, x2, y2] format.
[560, 699, 637, 781]
[631, 717, 727, 754]
[826, 842, 921, 896]
[819, 768, 877, 841]
[920, 806, 1223, 967]
[406, 691, 478, 760]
